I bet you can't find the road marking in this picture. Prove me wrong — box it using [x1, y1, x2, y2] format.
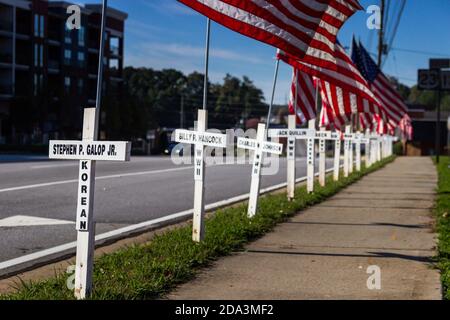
[0, 215, 74, 227]
[31, 163, 79, 169]
[0, 159, 319, 194]
[0, 166, 195, 194]
[0, 166, 340, 274]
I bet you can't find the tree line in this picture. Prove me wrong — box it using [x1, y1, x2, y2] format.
[103, 67, 268, 141]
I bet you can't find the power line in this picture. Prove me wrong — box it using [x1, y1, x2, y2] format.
[390, 47, 450, 57]
[383, 0, 406, 66]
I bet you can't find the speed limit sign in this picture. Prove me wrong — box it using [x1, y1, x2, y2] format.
[418, 69, 440, 90]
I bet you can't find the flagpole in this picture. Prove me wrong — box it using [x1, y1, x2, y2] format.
[294, 69, 298, 124]
[94, 0, 108, 138]
[192, 18, 211, 242]
[266, 51, 280, 130]
[203, 18, 211, 111]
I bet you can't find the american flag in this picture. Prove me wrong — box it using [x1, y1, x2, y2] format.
[359, 112, 387, 134]
[399, 114, 413, 140]
[278, 42, 381, 107]
[351, 39, 408, 128]
[178, 0, 362, 69]
[317, 78, 389, 128]
[319, 97, 347, 131]
[288, 68, 317, 125]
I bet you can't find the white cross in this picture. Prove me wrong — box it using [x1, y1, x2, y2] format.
[352, 133, 366, 171]
[268, 117, 315, 200]
[343, 130, 356, 177]
[48, 108, 131, 300]
[238, 123, 283, 217]
[315, 129, 332, 187]
[174, 109, 227, 242]
[329, 132, 342, 181]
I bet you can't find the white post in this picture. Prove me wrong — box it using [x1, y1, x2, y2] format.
[287, 115, 296, 200]
[349, 130, 354, 174]
[377, 137, 382, 162]
[74, 108, 97, 300]
[343, 125, 350, 177]
[248, 123, 266, 217]
[355, 134, 361, 171]
[365, 130, 371, 167]
[192, 109, 207, 242]
[318, 127, 326, 187]
[333, 135, 341, 181]
[307, 119, 315, 193]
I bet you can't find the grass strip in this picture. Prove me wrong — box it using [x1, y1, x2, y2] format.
[434, 156, 450, 300]
[2, 156, 395, 300]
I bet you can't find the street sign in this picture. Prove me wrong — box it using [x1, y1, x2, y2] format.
[441, 71, 450, 90]
[237, 123, 283, 217]
[418, 69, 440, 90]
[174, 110, 227, 242]
[430, 59, 450, 70]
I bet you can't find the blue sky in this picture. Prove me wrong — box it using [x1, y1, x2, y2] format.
[70, 0, 450, 104]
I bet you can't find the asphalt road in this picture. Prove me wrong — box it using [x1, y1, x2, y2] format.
[0, 154, 336, 264]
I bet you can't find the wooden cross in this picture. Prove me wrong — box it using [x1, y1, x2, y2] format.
[48, 108, 131, 299]
[174, 109, 227, 242]
[238, 123, 283, 217]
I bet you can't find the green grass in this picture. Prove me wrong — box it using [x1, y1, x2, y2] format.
[434, 156, 450, 300]
[1, 156, 395, 300]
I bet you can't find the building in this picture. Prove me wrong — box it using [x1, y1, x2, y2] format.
[406, 104, 449, 156]
[0, 0, 127, 145]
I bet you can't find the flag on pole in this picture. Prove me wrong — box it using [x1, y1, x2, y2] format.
[399, 114, 413, 140]
[319, 97, 348, 131]
[288, 68, 317, 125]
[178, 0, 362, 69]
[278, 42, 381, 107]
[351, 39, 408, 128]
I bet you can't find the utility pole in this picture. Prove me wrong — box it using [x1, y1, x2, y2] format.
[377, 0, 386, 67]
[436, 88, 441, 163]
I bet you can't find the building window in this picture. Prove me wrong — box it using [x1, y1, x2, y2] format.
[40, 45, 44, 67]
[34, 44, 39, 67]
[34, 14, 39, 37]
[79, 26, 85, 47]
[64, 50, 72, 65]
[64, 77, 71, 93]
[40, 74, 44, 91]
[65, 25, 72, 44]
[34, 15, 44, 38]
[78, 79, 84, 94]
[34, 74, 38, 96]
[78, 52, 85, 67]
[40, 16, 45, 38]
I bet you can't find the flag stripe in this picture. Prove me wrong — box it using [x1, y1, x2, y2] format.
[179, 0, 362, 69]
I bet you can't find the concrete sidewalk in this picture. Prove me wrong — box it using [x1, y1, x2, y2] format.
[167, 157, 442, 300]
